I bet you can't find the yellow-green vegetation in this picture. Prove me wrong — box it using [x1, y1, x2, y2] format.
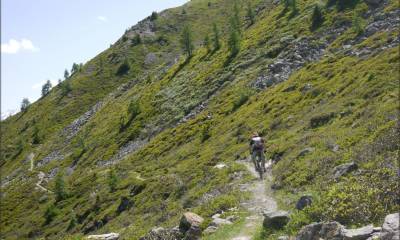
[1, 0, 398, 239]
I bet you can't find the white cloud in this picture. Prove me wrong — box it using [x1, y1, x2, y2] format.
[1, 38, 39, 54]
[97, 16, 108, 22]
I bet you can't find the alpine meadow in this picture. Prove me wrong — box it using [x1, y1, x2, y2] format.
[1, 0, 399, 239]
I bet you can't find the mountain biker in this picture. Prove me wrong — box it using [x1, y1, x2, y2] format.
[249, 132, 266, 173]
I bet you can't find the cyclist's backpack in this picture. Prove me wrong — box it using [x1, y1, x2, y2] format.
[252, 137, 264, 150]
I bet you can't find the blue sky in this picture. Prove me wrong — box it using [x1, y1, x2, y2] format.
[1, 0, 188, 119]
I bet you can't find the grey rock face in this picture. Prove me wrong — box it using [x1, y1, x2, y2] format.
[333, 162, 358, 179]
[296, 195, 313, 210]
[36, 150, 64, 167]
[62, 101, 103, 140]
[381, 213, 399, 240]
[343, 225, 374, 240]
[263, 210, 290, 229]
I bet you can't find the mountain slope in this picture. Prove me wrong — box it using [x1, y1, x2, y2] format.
[1, 0, 399, 239]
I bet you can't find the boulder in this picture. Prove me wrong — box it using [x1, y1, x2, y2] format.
[333, 162, 358, 179]
[296, 222, 344, 240]
[381, 213, 399, 240]
[343, 225, 374, 240]
[296, 222, 323, 240]
[263, 210, 290, 229]
[296, 195, 313, 210]
[87, 233, 119, 240]
[179, 212, 204, 239]
[320, 222, 345, 239]
[139, 227, 182, 240]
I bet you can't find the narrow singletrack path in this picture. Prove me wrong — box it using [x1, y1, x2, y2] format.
[232, 158, 277, 240]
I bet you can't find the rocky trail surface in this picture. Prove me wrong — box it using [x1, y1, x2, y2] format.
[232, 159, 277, 240]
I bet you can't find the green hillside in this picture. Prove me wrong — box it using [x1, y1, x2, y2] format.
[1, 0, 399, 239]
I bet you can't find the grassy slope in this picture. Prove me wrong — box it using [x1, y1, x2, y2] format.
[1, 0, 399, 239]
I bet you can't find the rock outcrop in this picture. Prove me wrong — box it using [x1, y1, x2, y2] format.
[179, 212, 204, 239]
[296, 213, 399, 240]
[333, 162, 358, 179]
[87, 232, 119, 240]
[263, 210, 290, 229]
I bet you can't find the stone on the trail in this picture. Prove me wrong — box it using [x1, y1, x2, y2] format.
[214, 163, 227, 169]
[179, 212, 203, 239]
[295, 195, 313, 210]
[333, 162, 358, 179]
[298, 148, 315, 157]
[87, 233, 119, 240]
[204, 226, 218, 234]
[381, 213, 399, 240]
[278, 236, 290, 240]
[343, 224, 374, 240]
[263, 210, 290, 229]
[209, 217, 233, 227]
[226, 215, 239, 222]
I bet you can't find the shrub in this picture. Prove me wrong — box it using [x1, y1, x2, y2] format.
[212, 23, 221, 51]
[44, 204, 59, 225]
[108, 168, 118, 192]
[201, 125, 211, 142]
[247, 3, 255, 26]
[131, 34, 141, 46]
[54, 171, 68, 202]
[203, 34, 211, 53]
[60, 80, 72, 96]
[150, 11, 158, 21]
[232, 92, 249, 112]
[352, 12, 364, 36]
[127, 100, 141, 121]
[67, 215, 77, 231]
[307, 170, 399, 225]
[32, 126, 41, 144]
[116, 60, 130, 76]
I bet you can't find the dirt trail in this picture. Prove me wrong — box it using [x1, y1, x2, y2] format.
[232, 158, 277, 240]
[35, 171, 53, 193]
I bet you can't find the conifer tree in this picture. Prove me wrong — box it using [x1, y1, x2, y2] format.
[54, 171, 68, 202]
[20, 98, 30, 111]
[247, 3, 255, 26]
[212, 23, 221, 51]
[41, 80, 52, 97]
[180, 24, 194, 58]
[310, 5, 324, 30]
